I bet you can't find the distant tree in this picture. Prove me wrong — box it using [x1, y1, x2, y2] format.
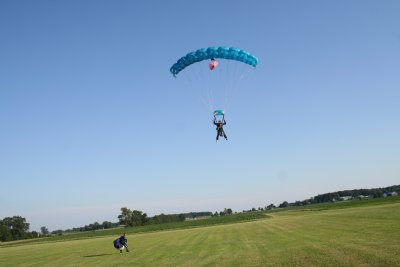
[152, 214, 163, 224]
[294, 201, 302, 206]
[153, 213, 183, 224]
[226, 208, 233, 215]
[102, 221, 113, 229]
[40, 226, 49, 236]
[279, 201, 289, 208]
[2, 216, 30, 240]
[0, 221, 12, 241]
[52, 230, 63, 236]
[213, 212, 219, 217]
[29, 231, 39, 238]
[145, 217, 156, 225]
[131, 210, 144, 226]
[92, 222, 100, 230]
[118, 207, 133, 226]
[141, 213, 149, 225]
[178, 214, 185, 221]
[373, 191, 383, 198]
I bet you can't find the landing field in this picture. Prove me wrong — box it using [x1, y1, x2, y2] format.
[1, 197, 399, 266]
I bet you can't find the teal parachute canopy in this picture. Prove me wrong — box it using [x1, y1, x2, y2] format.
[213, 110, 225, 116]
[170, 46, 258, 76]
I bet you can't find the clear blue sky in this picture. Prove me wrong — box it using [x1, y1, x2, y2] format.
[1, 0, 399, 231]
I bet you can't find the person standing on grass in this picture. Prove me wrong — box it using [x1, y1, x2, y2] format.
[113, 233, 129, 254]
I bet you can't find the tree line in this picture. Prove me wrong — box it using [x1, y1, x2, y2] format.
[231, 185, 400, 211]
[50, 221, 119, 236]
[1, 184, 398, 242]
[274, 184, 400, 209]
[117, 208, 216, 227]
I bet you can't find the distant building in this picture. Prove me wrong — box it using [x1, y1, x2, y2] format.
[185, 216, 211, 221]
[385, 192, 398, 197]
[340, 196, 352, 201]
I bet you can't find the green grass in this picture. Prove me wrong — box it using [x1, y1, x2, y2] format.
[1, 196, 399, 266]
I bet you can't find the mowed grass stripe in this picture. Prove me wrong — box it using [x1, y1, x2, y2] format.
[269, 220, 369, 266]
[265, 218, 349, 266]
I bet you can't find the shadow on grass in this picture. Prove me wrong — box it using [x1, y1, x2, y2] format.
[83, 253, 114, 258]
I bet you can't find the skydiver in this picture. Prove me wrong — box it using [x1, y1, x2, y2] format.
[113, 233, 129, 254]
[214, 116, 227, 141]
[209, 58, 219, 70]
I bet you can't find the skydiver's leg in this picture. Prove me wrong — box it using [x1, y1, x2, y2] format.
[216, 132, 219, 141]
[223, 130, 227, 140]
[114, 242, 122, 253]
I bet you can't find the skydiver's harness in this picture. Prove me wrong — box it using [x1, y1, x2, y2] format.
[214, 117, 226, 134]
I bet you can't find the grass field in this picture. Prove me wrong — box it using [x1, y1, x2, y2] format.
[1, 197, 399, 266]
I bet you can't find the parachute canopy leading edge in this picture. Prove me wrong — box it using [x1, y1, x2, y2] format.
[170, 46, 258, 77]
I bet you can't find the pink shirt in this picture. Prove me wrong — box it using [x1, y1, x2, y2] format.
[209, 60, 219, 70]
